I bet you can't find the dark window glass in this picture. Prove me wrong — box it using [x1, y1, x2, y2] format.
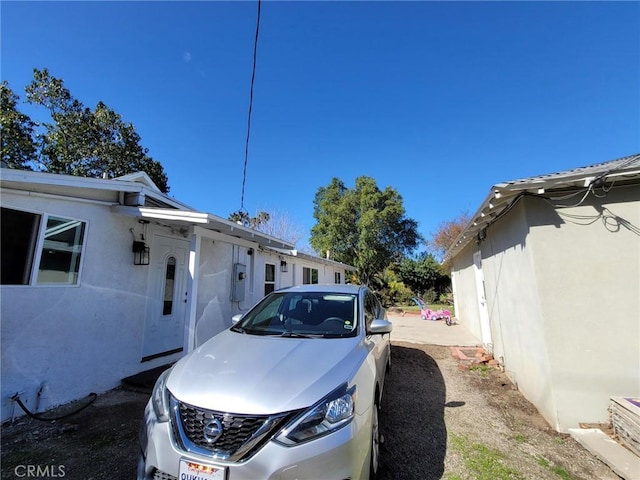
[163, 256, 176, 315]
[1, 208, 40, 285]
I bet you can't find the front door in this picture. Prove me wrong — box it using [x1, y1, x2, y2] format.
[142, 235, 190, 361]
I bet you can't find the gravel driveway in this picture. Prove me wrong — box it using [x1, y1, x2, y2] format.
[378, 341, 618, 480]
[1, 339, 619, 479]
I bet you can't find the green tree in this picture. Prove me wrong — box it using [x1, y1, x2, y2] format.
[23, 68, 169, 192]
[397, 252, 449, 298]
[0, 81, 37, 169]
[310, 176, 421, 285]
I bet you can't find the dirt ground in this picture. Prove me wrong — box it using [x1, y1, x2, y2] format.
[1, 342, 619, 480]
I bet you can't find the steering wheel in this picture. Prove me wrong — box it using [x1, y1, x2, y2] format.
[322, 317, 345, 332]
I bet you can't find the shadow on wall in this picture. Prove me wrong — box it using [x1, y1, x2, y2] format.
[379, 345, 447, 480]
[195, 296, 226, 347]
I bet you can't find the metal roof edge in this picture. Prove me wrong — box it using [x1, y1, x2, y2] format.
[444, 153, 640, 261]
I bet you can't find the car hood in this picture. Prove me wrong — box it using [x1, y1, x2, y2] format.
[166, 329, 367, 415]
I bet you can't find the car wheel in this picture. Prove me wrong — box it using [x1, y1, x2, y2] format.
[369, 400, 380, 479]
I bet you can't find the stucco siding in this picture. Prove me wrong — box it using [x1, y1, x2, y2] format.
[451, 243, 483, 341]
[194, 239, 245, 346]
[527, 185, 640, 430]
[479, 199, 558, 428]
[1, 192, 163, 421]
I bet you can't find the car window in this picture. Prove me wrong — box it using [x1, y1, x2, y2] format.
[232, 292, 358, 338]
[364, 290, 385, 327]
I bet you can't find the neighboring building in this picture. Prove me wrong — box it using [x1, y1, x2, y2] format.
[445, 154, 640, 432]
[0, 169, 354, 422]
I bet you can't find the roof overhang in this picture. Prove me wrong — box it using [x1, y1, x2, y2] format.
[444, 154, 640, 261]
[112, 206, 295, 249]
[0, 168, 191, 210]
[261, 246, 357, 271]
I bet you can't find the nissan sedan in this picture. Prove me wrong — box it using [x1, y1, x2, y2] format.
[138, 284, 392, 480]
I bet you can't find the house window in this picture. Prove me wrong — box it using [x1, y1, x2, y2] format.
[265, 263, 276, 295]
[1, 208, 40, 285]
[1, 207, 86, 286]
[335, 272, 341, 284]
[303, 267, 318, 284]
[37, 215, 86, 284]
[163, 256, 176, 315]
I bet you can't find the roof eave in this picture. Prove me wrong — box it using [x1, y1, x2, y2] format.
[112, 206, 295, 249]
[444, 154, 640, 261]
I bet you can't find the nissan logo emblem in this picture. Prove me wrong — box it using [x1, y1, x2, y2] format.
[203, 418, 223, 444]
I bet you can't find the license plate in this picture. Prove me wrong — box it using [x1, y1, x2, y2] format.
[179, 459, 226, 480]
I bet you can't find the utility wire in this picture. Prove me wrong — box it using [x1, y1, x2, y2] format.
[240, 0, 262, 213]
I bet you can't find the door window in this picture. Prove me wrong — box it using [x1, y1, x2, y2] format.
[163, 256, 176, 315]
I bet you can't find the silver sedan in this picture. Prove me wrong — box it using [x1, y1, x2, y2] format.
[138, 284, 392, 480]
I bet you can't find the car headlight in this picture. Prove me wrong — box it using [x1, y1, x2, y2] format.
[275, 384, 356, 446]
[151, 368, 172, 422]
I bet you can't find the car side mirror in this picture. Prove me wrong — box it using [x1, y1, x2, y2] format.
[369, 318, 392, 335]
[231, 313, 243, 324]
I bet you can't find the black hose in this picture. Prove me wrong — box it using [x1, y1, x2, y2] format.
[11, 392, 98, 421]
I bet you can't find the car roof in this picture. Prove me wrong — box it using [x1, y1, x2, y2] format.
[276, 284, 364, 295]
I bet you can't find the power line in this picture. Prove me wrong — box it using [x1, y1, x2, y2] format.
[240, 0, 261, 213]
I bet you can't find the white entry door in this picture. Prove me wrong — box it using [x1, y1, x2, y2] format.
[142, 235, 190, 361]
[473, 251, 493, 349]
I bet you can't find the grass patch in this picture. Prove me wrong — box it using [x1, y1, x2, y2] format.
[513, 433, 527, 443]
[450, 433, 525, 480]
[469, 364, 493, 377]
[536, 455, 573, 479]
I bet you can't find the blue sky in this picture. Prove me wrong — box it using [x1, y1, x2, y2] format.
[2, 1, 638, 251]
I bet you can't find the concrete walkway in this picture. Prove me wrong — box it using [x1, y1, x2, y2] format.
[387, 312, 480, 346]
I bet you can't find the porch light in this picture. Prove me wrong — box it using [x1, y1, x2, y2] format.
[280, 260, 288, 272]
[133, 241, 150, 266]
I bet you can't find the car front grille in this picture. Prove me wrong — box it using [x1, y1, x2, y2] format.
[170, 394, 298, 462]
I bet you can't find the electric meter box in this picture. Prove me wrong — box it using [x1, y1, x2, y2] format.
[232, 263, 247, 302]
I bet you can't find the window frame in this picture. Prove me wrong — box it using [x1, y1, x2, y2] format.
[302, 266, 319, 285]
[1, 206, 88, 287]
[264, 263, 276, 296]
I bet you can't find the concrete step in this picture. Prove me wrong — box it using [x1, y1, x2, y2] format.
[569, 428, 640, 480]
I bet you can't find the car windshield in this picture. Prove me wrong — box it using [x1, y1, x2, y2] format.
[231, 291, 358, 338]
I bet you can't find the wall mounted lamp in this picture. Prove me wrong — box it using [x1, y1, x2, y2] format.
[132, 241, 150, 266]
[280, 260, 288, 272]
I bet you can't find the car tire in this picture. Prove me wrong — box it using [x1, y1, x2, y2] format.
[369, 400, 381, 480]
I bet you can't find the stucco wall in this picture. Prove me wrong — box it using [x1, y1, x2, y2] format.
[451, 244, 483, 342]
[527, 185, 640, 430]
[479, 199, 558, 429]
[453, 186, 640, 432]
[194, 238, 258, 347]
[0, 192, 179, 421]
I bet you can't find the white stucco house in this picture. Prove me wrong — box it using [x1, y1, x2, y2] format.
[445, 153, 640, 433]
[0, 168, 354, 422]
